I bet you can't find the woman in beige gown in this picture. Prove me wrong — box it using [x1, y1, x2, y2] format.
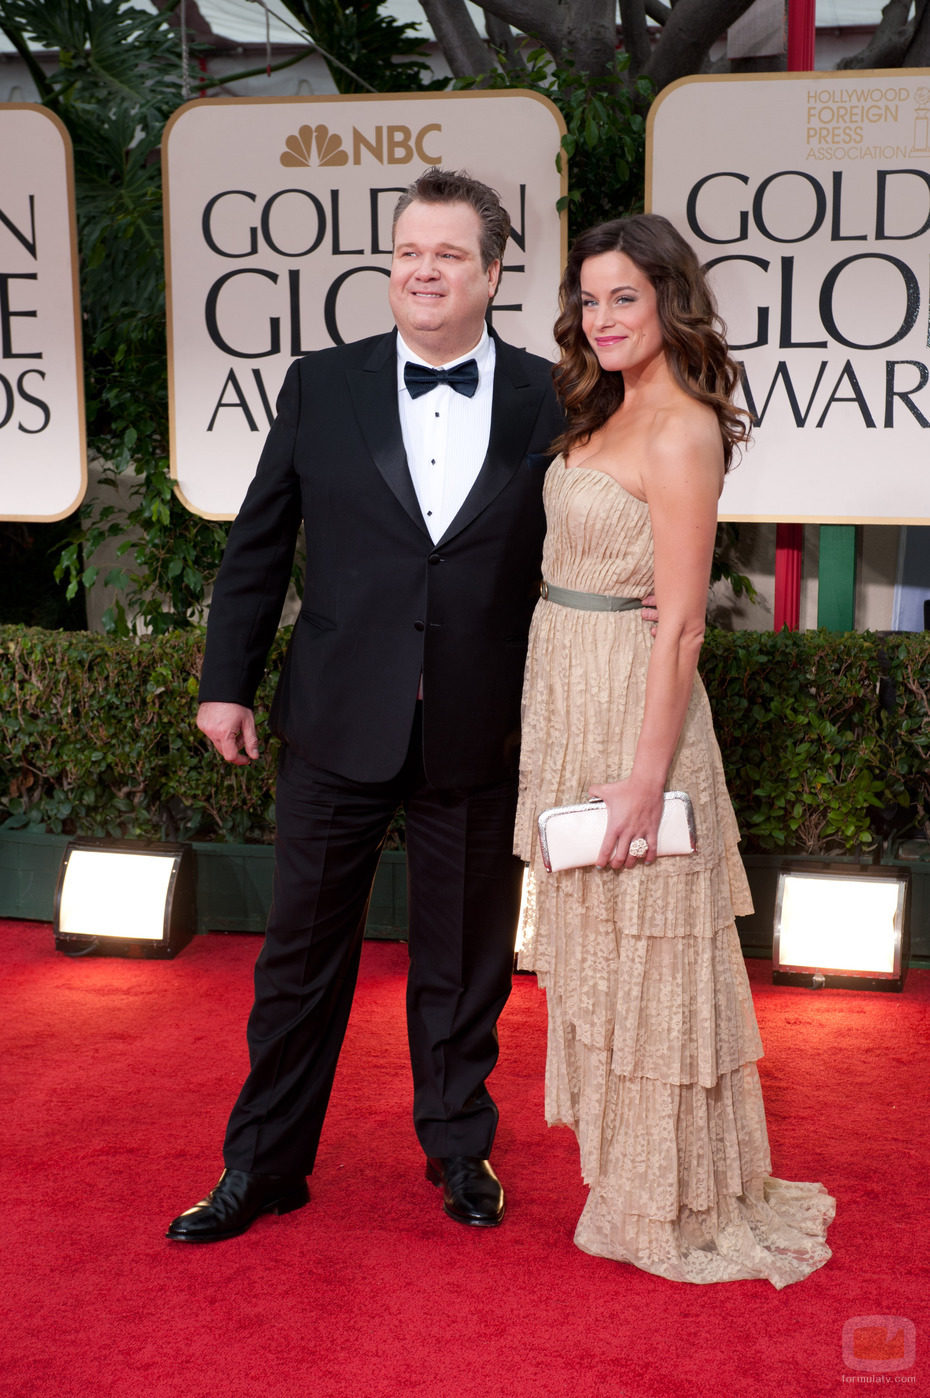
[515, 214, 834, 1287]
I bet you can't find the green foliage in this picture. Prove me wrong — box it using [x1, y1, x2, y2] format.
[878, 633, 930, 843]
[275, 0, 444, 93]
[457, 49, 651, 236]
[699, 629, 925, 855]
[0, 0, 229, 634]
[710, 524, 758, 606]
[2, 625, 928, 856]
[0, 625, 283, 843]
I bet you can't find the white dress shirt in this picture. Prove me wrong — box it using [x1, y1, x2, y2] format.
[396, 328, 496, 545]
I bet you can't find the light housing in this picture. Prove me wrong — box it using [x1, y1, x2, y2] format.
[772, 862, 909, 992]
[54, 839, 196, 959]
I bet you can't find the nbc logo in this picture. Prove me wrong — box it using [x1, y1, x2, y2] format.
[280, 122, 442, 168]
[281, 125, 348, 168]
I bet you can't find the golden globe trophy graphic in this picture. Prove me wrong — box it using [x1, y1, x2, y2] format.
[910, 89, 930, 153]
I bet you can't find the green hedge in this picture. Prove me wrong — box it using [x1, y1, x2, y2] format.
[1, 626, 284, 845]
[2, 624, 928, 854]
[700, 629, 929, 854]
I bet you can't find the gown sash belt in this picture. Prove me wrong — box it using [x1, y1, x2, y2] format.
[540, 580, 642, 612]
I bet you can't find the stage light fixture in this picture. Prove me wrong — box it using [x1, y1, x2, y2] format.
[772, 863, 909, 992]
[54, 839, 196, 959]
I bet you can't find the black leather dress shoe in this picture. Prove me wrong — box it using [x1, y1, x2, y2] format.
[426, 1156, 505, 1227]
[166, 1168, 309, 1243]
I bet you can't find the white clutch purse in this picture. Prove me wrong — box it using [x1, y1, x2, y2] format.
[537, 791, 697, 872]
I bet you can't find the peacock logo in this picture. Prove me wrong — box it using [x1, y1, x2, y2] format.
[280, 125, 349, 168]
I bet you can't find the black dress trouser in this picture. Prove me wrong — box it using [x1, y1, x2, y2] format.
[222, 706, 524, 1175]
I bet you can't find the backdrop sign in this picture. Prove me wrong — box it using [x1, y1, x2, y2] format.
[0, 105, 85, 521]
[648, 71, 930, 523]
[164, 92, 566, 519]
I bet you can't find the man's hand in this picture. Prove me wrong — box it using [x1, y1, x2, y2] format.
[197, 702, 260, 765]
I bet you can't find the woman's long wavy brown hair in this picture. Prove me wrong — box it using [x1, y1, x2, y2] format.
[552, 214, 750, 471]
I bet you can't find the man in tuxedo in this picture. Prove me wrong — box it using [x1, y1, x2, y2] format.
[167, 168, 565, 1244]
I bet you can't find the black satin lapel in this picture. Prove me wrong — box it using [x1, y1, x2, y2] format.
[437, 348, 538, 544]
[348, 337, 427, 533]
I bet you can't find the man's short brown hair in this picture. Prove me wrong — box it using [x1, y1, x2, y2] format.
[392, 169, 511, 271]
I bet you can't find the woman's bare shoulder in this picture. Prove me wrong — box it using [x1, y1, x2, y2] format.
[647, 396, 724, 493]
[648, 394, 721, 464]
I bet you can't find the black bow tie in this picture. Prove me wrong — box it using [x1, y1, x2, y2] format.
[403, 359, 479, 399]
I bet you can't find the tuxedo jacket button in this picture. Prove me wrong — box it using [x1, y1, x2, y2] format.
[414, 620, 425, 631]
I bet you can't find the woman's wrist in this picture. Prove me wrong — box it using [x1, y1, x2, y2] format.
[628, 767, 667, 794]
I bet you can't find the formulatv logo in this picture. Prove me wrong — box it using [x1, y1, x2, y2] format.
[842, 1316, 916, 1375]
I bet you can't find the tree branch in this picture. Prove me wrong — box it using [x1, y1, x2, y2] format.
[485, 14, 525, 67]
[620, 0, 653, 72]
[558, 0, 619, 72]
[644, 0, 758, 92]
[473, 0, 615, 69]
[425, 2, 619, 80]
[837, 0, 915, 69]
[151, 0, 233, 48]
[197, 51, 314, 92]
[476, 0, 566, 48]
[903, 0, 930, 64]
[419, 0, 493, 78]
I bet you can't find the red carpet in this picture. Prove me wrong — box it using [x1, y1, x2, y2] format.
[2, 922, 928, 1398]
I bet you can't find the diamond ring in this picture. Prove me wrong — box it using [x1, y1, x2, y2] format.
[629, 837, 648, 858]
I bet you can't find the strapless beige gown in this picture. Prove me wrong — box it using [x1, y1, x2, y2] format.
[515, 461, 834, 1287]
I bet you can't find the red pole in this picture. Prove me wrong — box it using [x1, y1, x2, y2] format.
[773, 524, 803, 630]
[773, 0, 816, 630]
[787, 0, 816, 70]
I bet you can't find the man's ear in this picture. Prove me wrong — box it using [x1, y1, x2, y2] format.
[487, 259, 502, 301]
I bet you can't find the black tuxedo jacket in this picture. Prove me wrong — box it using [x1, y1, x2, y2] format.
[199, 328, 566, 788]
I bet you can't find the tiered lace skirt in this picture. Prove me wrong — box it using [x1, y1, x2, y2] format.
[514, 465, 834, 1286]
